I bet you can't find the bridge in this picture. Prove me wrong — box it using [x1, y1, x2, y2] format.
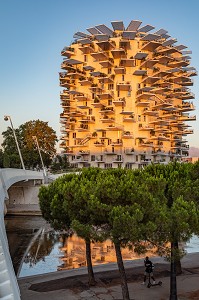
[0, 168, 46, 300]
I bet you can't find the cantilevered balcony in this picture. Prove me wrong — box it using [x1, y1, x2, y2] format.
[97, 91, 114, 100]
[113, 97, 126, 106]
[114, 66, 126, 74]
[179, 114, 196, 121]
[79, 116, 95, 123]
[78, 77, 93, 86]
[180, 102, 195, 112]
[117, 81, 131, 91]
[124, 147, 135, 154]
[100, 116, 115, 123]
[122, 131, 134, 139]
[111, 48, 126, 59]
[61, 46, 75, 57]
[120, 57, 135, 67]
[90, 51, 108, 61]
[99, 58, 114, 68]
[141, 41, 161, 52]
[96, 40, 116, 51]
[79, 44, 95, 54]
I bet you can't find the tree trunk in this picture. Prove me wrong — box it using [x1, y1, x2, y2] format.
[85, 239, 96, 286]
[175, 241, 182, 275]
[170, 241, 178, 300]
[114, 241, 130, 300]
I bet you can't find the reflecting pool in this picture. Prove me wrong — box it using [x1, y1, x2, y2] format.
[5, 215, 199, 278]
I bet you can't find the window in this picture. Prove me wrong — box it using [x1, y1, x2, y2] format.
[102, 131, 106, 138]
[117, 90, 120, 97]
[117, 155, 122, 161]
[143, 115, 146, 122]
[138, 115, 141, 121]
[72, 155, 75, 160]
[136, 155, 138, 162]
[84, 55, 87, 62]
[73, 132, 76, 138]
[105, 163, 112, 169]
[91, 155, 95, 161]
[108, 68, 112, 74]
[122, 74, 125, 81]
[108, 99, 112, 105]
[108, 83, 114, 90]
[89, 108, 92, 115]
[127, 90, 131, 97]
[125, 163, 132, 169]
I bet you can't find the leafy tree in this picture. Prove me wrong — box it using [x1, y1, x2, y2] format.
[2, 120, 57, 169]
[143, 162, 199, 300]
[88, 168, 168, 300]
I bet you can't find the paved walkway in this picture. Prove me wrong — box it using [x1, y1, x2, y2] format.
[18, 252, 199, 300]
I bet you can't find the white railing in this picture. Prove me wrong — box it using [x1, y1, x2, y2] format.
[0, 169, 45, 300]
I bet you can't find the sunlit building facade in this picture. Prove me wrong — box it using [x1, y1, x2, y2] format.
[59, 20, 197, 169]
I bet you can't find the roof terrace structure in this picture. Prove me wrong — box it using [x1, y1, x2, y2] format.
[60, 20, 197, 169]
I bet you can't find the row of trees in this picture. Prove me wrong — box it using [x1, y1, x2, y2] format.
[1, 119, 60, 170]
[38, 162, 199, 300]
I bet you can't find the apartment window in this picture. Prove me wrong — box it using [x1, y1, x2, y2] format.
[122, 74, 125, 81]
[117, 90, 120, 97]
[117, 155, 122, 161]
[108, 139, 112, 145]
[108, 68, 112, 74]
[108, 99, 112, 105]
[137, 83, 141, 89]
[136, 155, 138, 162]
[92, 93, 95, 99]
[127, 90, 131, 97]
[89, 108, 92, 115]
[108, 83, 114, 90]
[91, 155, 95, 161]
[125, 163, 132, 169]
[72, 155, 75, 160]
[102, 131, 106, 138]
[73, 132, 76, 138]
[138, 115, 141, 121]
[143, 115, 146, 122]
[100, 155, 103, 161]
[105, 163, 112, 169]
[84, 55, 87, 62]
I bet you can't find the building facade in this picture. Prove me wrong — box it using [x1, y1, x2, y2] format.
[59, 20, 197, 169]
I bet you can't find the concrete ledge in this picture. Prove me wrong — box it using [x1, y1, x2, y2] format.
[6, 204, 42, 216]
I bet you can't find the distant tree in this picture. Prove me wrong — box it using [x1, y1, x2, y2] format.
[50, 154, 70, 173]
[2, 119, 57, 169]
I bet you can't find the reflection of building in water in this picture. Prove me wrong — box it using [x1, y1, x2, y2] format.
[58, 234, 156, 271]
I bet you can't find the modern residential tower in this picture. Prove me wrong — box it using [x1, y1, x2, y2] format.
[59, 20, 197, 169]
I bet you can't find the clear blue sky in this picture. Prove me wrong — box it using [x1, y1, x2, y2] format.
[1, 0, 199, 150]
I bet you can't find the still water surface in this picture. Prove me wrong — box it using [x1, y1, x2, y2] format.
[5, 215, 199, 278]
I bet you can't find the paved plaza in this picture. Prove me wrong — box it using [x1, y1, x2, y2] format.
[18, 252, 199, 300]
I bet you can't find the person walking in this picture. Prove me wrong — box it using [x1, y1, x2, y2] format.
[142, 256, 155, 285]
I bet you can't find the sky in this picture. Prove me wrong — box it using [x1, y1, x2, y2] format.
[0, 0, 199, 150]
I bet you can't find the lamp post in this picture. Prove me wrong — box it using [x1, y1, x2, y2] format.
[4, 115, 25, 170]
[32, 136, 48, 183]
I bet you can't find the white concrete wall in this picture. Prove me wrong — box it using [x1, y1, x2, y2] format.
[7, 181, 41, 205]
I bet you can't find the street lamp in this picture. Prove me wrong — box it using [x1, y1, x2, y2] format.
[4, 115, 25, 170]
[32, 136, 48, 183]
